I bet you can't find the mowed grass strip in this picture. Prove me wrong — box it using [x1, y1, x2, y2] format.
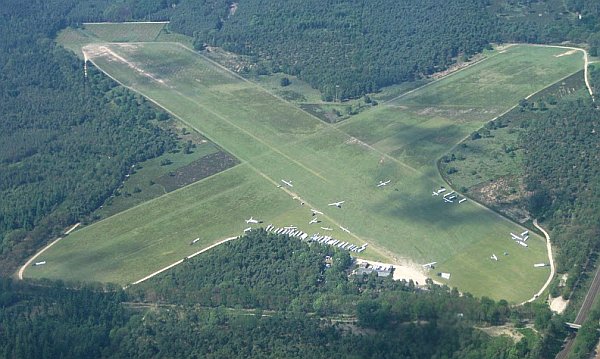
[82, 22, 166, 42]
[340, 45, 583, 171]
[32, 41, 579, 301]
[26, 165, 301, 285]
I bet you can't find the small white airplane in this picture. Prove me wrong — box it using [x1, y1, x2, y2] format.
[190, 237, 200, 245]
[444, 197, 454, 203]
[377, 180, 391, 187]
[422, 261, 437, 269]
[309, 217, 320, 224]
[491, 254, 498, 261]
[432, 191, 440, 196]
[339, 226, 351, 233]
[245, 217, 259, 224]
[328, 201, 345, 208]
[510, 233, 523, 241]
[458, 198, 467, 203]
[35, 261, 46, 266]
[321, 227, 333, 231]
[521, 230, 529, 237]
[443, 191, 455, 198]
[281, 179, 293, 187]
[243, 227, 252, 233]
[517, 241, 528, 247]
[311, 209, 323, 216]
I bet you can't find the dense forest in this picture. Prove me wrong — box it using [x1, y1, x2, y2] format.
[172, 0, 496, 100]
[0, 233, 570, 358]
[0, 0, 177, 274]
[158, 0, 600, 100]
[523, 98, 599, 275]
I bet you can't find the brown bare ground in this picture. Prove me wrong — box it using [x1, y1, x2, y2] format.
[470, 176, 531, 223]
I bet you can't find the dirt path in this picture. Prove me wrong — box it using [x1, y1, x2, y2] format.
[128, 235, 239, 286]
[17, 223, 80, 280]
[531, 44, 594, 100]
[520, 219, 554, 305]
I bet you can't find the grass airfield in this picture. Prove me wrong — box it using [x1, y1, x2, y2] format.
[27, 28, 583, 301]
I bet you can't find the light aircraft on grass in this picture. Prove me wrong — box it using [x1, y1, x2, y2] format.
[339, 226, 351, 234]
[245, 217, 259, 224]
[243, 227, 252, 233]
[309, 217, 320, 224]
[321, 227, 333, 231]
[190, 238, 200, 245]
[444, 197, 454, 203]
[281, 179, 293, 187]
[422, 262, 437, 269]
[510, 233, 523, 241]
[377, 180, 391, 187]
[443, 191, 455, 198]
[311, 209, 323, 216]
[491, 254, 498, 261]
[432, 187, 446, 196]
[328, 201, 345, 208]
[458, 198, 467, 203]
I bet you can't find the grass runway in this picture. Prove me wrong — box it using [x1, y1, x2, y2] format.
[28, 33, 583, 301]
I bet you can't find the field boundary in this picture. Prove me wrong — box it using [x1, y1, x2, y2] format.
[17, 223, 80, 280]
[83, 21, 170, 25]
[529, 44, 593, 100]
[520, 219, 554, 305]
[128, 235, 239, 286]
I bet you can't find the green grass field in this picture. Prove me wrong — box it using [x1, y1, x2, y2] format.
[83, 22, 166, 42]
[57, 22, 167, 57]
[93, 141, 223, 220]
[340, 45, 583, 174]
[27, 34, 583, 301]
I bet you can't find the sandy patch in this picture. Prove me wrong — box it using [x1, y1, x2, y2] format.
[549, 295, 568, 314]
[355, 258, 429, 285]
[478, 325, 524, 342]
[83, 44, 166, 85]
[555, 49, 578, 57]
[494, 44, 516, 52]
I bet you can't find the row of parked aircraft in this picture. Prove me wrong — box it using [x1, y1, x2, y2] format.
[432, 187, 467, 204]
[510, 230, 529, 247]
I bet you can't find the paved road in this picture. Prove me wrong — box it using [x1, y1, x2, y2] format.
[555, 254, 600, 359]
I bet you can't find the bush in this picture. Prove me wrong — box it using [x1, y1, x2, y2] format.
[280, 77, 291, 87]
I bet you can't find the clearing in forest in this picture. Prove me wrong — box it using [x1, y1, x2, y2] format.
[26, 31, 583, 302]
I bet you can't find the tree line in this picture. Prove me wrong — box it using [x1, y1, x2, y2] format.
[0, 0, 178, 274]
[0, 231, 571, 358]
